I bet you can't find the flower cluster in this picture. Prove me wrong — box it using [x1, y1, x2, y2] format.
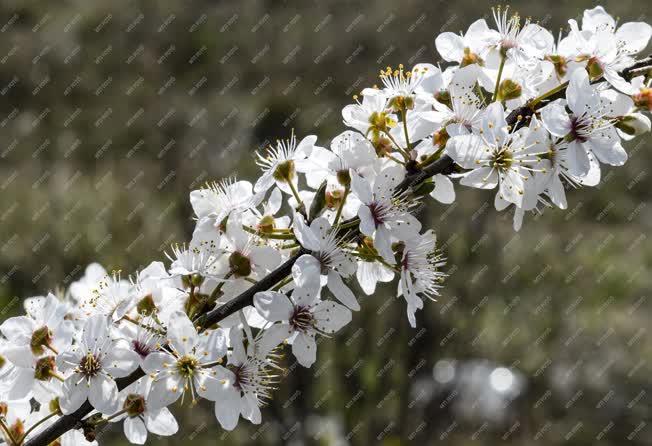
[1, 6, 650, 446]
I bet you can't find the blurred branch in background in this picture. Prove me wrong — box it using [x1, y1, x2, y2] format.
[0, 0, 651, 445]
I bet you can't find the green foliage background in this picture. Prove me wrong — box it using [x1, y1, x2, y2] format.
[0, 0, 650, 444]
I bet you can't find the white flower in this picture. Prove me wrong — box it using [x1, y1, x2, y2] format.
[299, 130, 377, 190]
[69, 263, 107, 303]
[541, 69, 628, 175]
[436, 19, 491, 66]
[57, 314, 139, 414]
[212, 328, 280, 430]
[0, 293, 74, 368]
[565, 6, 652, 94]
[292, 215, 359, 311]
[447, 102, 544, 208]
[254, 278, 352, 368]
[398, 230, 446, 327]
[142, 311, 226, 409]
[111, 378, 178, 444]
[190, 178, 260, 231]
[342, 92, 396, 139]
[166, 243, 219, 278]
[77, 271, 136, 322]
[429, 64, 484, 137]
[351, 166, 421, 264]
[484, 6, 554, 68]
[254, 133, 317, 195]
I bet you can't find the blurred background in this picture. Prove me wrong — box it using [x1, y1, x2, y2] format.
[0, 0, 651, 444]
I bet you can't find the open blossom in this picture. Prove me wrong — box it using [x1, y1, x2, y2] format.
[447, 102, 544, 208]
[0, 6, 650, 446]
[436, 19, 491, 66]
[0, 293, 74, 369]
[57, 314, 139, 414]
[541, 69, 629, 174]
[190, 178, 260, 232]
[212, 328, 280, 430]
[398, 230, 446, 327]
[292, 215, 359, 311]
[142, 311, 226, 409]
[565, 6, 652, 94]
[111, 378, 179, 444]
[254, 278, 352, 368]
[254, 133, 317, 195]
[351, 166, 421, 263]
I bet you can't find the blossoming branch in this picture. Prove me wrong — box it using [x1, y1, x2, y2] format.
[1, 5, 651, 446]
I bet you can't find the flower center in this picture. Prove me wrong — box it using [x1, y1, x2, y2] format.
[569, 117, 590, 143]
[132, 340, 152, 358]
[78, 353, 102, 378]
[490, 149, 513, 171]
[176, 355, 199, 378]
[289, 306, 314, 332]
[368, 201, 388, 227]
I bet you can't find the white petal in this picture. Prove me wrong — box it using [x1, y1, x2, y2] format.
[446, 134, 485, 169]
[147, 375, 183, 409]
[0, 316, 35, 342]
[124, 417, 148, 444]
[430, 174, 455, 204]
[257, 323, 293, 357]
[104, 347, 139, 378]
[241, 392, 262, 424]
[89, 374, 119, 414]
[292, 332, 317, 368]
[313, 301, 352, 334]
[326, 271, 360, 311]
[460, 167, 498, 189]
[292, 214, 320, 251]
[60, 374, 89, 414]
[82, 314, 109, 351]
[435, 32, 465, 62]
[167, 311, 198, 356]
[357, 205, 376, 236]
[214, 386, 241, 431]
[253, 290, 293, 324]
[144, 407, 178, 436]
[616, 22, 652, 54]
[291, 254, 321, 288]
[587, 134, 627, 166]
[142, 352, 174, 374]
[540, 99, 571, 137]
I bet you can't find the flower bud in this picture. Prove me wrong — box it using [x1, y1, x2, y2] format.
[137, 294, 157, 315]
[336, 170, 351, 187]
[257, 215, 276, 234]
[229, 251, 252, 277]
[586, 57, 604, 79]
[272, 160, 296, 183]
[124, 393, 147, 417]
[496, 79, 522, 101]
[34, 356, 57, 381]
[30, 326, 54, 355]
[190, 273, 204, 287]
